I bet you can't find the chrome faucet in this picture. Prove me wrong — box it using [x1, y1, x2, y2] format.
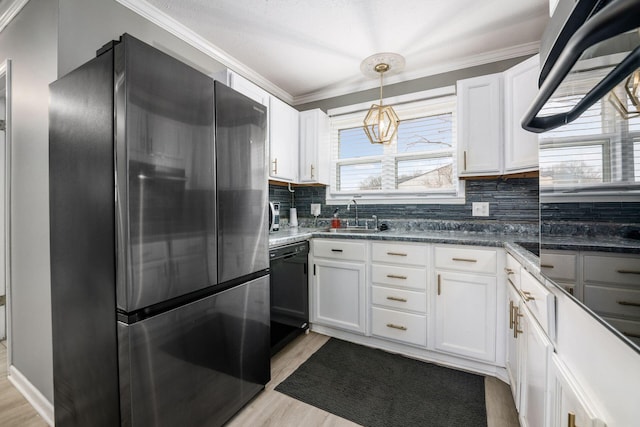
[346, 198, 358, 227]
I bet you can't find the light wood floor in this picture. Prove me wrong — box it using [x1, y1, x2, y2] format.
[0, 333, 519, 426]
[0, 340, 47, 426]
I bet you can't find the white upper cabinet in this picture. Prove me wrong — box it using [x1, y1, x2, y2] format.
[457, 55, 540, 177]
[226, 71, 270, 107]
[457, 73, 504, 176]
[503, 55, 540, 173]
[298, 109, 330, 184]
[221, 70, 299, 182]
[269, 96, 299, 182]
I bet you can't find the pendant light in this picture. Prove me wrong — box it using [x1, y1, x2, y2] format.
[361, 53, 405, 145]
[608, 69, 640, 119]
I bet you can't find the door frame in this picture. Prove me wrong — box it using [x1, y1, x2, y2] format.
[0, 59, 13, 367]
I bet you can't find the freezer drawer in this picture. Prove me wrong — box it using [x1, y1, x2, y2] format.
[118, 275, 270, 427]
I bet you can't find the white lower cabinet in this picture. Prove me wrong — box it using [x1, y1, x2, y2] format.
[506, 281, 523, 410]
[434, 271, 497, 362]
[312, 258, 366, 334]
[520, 304, 553, 427]
[370, 241, 428, 347]
[311, 239, 366, 334]
[549, 354, 606, 427]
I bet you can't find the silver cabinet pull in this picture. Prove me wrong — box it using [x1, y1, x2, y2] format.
[437, 274, 441, 295]
[452, 257, 477, 263]
[541, 264, 554, 269]
[617, 269, 640, 275]
[272, 158, 278, 174]
[387, 296, 407, 302]
[310, 164, 314, 179]
[386, 323, 407, 331]
[387, 252, 407, 256]
[386, 274, 407, 280]
[504, 267, 514, 275]
[617, 300, 640, 307]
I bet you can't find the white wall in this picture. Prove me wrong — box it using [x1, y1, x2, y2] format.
[0, 0, 58, 401]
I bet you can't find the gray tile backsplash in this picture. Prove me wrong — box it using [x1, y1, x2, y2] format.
[269, 177, 539, 233]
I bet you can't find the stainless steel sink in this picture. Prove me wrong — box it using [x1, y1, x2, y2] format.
[329, 228, 379, 234]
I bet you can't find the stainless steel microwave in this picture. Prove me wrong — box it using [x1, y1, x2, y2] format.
[528, 0, 640, 352]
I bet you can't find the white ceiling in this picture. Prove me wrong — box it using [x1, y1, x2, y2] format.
[127, 0, 550, 105]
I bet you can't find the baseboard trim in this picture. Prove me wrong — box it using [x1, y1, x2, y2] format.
[8, 365, 54, 426]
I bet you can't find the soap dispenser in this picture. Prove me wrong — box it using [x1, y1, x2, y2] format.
[331, 208, 341, 228]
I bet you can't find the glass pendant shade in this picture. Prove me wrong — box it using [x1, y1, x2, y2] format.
[363, 103, 400, 144]
[608, 69, 640, 119]
[363, 61, 401, 145]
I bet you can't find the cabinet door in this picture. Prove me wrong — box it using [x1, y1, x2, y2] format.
[311, 258, 366, 334]
[520, 307, 552, 427]
[228, 71, 269, 107]
[434, 271, 497, 362]
[269, 96, 299, 182]
[549, 354, 607, 427]
[457, 73, 503, 176]
[299, 109, 329, 184]
[504, 55, 540, 173]
[506, 283, 523, 410]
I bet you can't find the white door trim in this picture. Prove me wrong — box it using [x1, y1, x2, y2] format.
[0, 59, 12, 368]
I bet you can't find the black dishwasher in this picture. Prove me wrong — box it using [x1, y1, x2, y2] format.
[269, 241, 309, 354]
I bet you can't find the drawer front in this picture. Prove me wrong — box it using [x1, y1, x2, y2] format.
[435, 246, 497, 274]
[371, 242, 427, 266]
[313, 239, 366, 261]
[584, 284, 640, 319]
[371, 285, 427, 313]
[371, 264, 427, 291]
[521, 269, 555, 337]
[371, 307, 427, 347]
[505, 253, 521, 288]
[584, 254, 640, 286]
[540, 252, 577, 281]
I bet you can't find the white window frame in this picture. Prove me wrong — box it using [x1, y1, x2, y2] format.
[326, 87, 465, 205]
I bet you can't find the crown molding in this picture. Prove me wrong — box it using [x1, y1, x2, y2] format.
[293, 41, 540, 105]
[0, 0, 29, 34]
[115, 0, 294, 104]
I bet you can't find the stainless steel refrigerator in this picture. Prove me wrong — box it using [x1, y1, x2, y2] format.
[49, 34, 270, 427]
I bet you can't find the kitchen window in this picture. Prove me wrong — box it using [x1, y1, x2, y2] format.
[539, 89, 640, 195]
[328, 93, 463, 204]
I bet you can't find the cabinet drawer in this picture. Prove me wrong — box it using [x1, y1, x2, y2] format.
[505, 253, 521, 288]
[371, 264, 427, 291]
[540, 251, 577, 281]
[371, 307, 427, 347]
[521, 269, 555, 338]
[584, 254, 640, 286]
[371, 242, 427, 266]
[371, 285, 427, 313]
[584, 284, 640, 319]
[435, 246, 497, 274]
[313, 239, 366, 261]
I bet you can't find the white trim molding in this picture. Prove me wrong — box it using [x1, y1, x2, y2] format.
[294, 41, 540, 105]
[0, 0, 29, 34]
[8, 365, 54, 426]
[115, 0, 294, 104]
